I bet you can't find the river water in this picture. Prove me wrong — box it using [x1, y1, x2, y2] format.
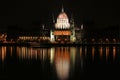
[0, 45, 120, 80]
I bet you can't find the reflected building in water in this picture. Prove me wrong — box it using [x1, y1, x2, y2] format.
[0, 46, 6, 62]
[15, 46, 84, 80]
[0, 46, 118, 63]
[0, 46, 119, 79]
[54, 47, 70, 80]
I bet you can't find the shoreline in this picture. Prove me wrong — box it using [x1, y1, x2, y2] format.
[0, 42, 120, 47]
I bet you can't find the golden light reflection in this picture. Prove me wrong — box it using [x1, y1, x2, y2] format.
[10, 46, 12, 56]
[113, 46, 116, 61]
[21, 47, 26, 59]
[0, 46, 6, 62]
[41, 49, 48, 61]
[84, 46, 87, 59]
[106, 46, 109, 61]
[17, 47, 20, 58]
[0, 47, 1, 60]
[16, 47, 49, 60]
[80, 46, 82, 59]
[50, 48, 55, 64]
[70, 47, 76, 67]
[2, 46, 6, 62]
[54, 47, 70, 80]
[92, 46, 95, 61]
[99, 46, 103, 60]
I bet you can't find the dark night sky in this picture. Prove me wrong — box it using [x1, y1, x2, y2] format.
[0, 0, 120, 31]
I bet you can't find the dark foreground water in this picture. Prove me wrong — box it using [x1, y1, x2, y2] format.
[0, 45, 120, 80]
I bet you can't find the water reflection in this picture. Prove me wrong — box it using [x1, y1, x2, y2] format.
[92, 46, 95, 60]
[80, 46, 82, 59]
[10, 46, 12, 56]
[16, 47, 50, 60]
[50, 48, 55, 64]
[0, 46, 6, 62]
[99, 46, 103, 60]
[15, 46, 118, 63]
[105, 46, 109, 61]
[0, 45, 119, 79]
[84, 46, 87, 58]
[0, 46, 118, 63]
[70, 47, 76, 68]
[113, 46, 116, 61]
[54, 47, 70, 80]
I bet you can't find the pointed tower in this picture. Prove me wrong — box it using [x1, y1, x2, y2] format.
[50, 14, 55, 42]
[81, 24, 83, 30]
[52, 14, 55, 23]
[42, 24, 45, 30]
[70, 14, 75, 28]
[61, 5, 64, 13]
[70, 14, 76, 42]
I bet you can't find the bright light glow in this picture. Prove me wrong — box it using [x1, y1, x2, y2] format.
[50, 48, 55, 64]
[54, 31, 71, 35]
[99, 47, 103, 60]
[13, 47, 51, 61]
[58, 13, 68, 19]
[55, 12, 70, 29]
[113, 46, 116, 61]
[81, 24, 83, 30]
[1, 47, 6, 62]
[55, 47, 70, 80]
[106, 47, 109, 60]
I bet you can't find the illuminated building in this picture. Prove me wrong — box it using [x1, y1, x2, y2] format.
[18, 25, 50, 43]
[50, 8, 76, 43]
[17, 7, 84, 44]
[75, 24, 84, 43]
[0, 33, 7, 42]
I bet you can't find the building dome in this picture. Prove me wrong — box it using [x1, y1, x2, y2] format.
[55, 8, 70, 29]
[58, 12, 68, 19]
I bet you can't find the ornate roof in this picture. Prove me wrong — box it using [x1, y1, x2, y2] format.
[58, 12, 68, 19]
[57, 7, 68, 19]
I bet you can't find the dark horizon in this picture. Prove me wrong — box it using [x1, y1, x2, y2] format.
[0, 0, 120, 31]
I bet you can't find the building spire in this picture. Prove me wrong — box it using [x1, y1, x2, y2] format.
[42, 24, 45, 30]
[52, 14, 55, 23]
[62, 5, 64, 12]
[70, 14, 74, 23]
[81, 24, 83, 30]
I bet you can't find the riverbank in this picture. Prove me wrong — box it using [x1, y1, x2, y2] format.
[0, 42, 30, 46]
[1, 42, 120, 47]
